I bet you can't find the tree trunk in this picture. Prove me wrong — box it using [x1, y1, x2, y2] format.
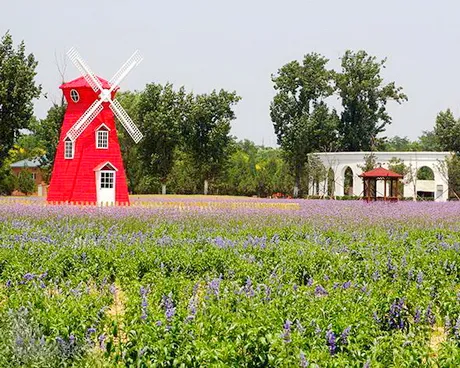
[161, 184, 166, 195]
[204, 179, 209, 195]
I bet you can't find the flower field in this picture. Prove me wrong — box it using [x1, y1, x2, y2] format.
[1, 198, 460, 367]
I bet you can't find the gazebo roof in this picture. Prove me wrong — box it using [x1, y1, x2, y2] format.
[359, 167, 403, 178]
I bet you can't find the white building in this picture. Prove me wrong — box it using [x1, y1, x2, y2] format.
[313, 152, 451, 201]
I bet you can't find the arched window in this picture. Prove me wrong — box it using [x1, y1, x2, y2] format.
[344, 167, 354, 195]
[417, 166, 434, 180]
[95, 124, 110, 149]
[327, 168, 335, 197]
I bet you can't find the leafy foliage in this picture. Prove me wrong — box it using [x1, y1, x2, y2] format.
[17, 169, 35, 195]
[0, 201, 460, 366]
[336, 50, 408, 151]
[0, 32, 41, 167]
[270, 53, 338, 195]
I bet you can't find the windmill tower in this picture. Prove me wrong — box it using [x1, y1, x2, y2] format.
[47, 48, 143, 206]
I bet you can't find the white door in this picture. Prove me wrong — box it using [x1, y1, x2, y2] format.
[97, 170, 116, 205]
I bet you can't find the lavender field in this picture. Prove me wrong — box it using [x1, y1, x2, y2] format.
[1, 198, 460, 367]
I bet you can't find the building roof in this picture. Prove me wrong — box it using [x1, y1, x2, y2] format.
[60, 75, 112, 90]
[359, 167, 403, 178]
[10, 158, 43, 168]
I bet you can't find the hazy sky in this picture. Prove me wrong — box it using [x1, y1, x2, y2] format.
[2, 0, 460, 146]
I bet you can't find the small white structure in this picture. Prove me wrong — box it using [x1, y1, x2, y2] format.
[314, 152, 451, 201]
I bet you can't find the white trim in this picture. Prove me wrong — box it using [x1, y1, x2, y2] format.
[94, 123, 111, 132]
[64, 138, 74, 159]
[93, 161, 118, 172]
[96, 130, 109, 149]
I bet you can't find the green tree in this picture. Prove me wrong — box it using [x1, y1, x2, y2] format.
[182, 90, 241, 195]
[336, 50, 407, 151]
[417, 130, 442, 151]
[358, 152, 378, 173]
[115, 91, 143, 193]
[0, 32, 41, 167]
[30, 104, 65, 166]
[134, 84, 186, 194]
[17, 169, 35, 195]
[270, 53, 337, 196]
[434, 109, 460, 152]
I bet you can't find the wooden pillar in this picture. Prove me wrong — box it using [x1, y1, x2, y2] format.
[367, 178, 370, 202]
[384, 177, 387, 201]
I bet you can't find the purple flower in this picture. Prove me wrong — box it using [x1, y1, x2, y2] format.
[208, 276, 221, 296]
[340, 326, 351, 345]
[416, 271, 423, 287]
[87, 327, 96, 335]
[98, 334, 106, 351]
[425, 304, 435, 326]
[282, 320, 292, 343]
[23, 273, 35, 281]
[162, 293, 175, 326]
[140, 286, 148, 320]
[299, 351, 309, 367]
[325, 328, 337, 355]
[6, 280, 11, 287]
[314, 285, 328, 297]
[414, 308, 421, 324]
[342, 281, 351, 289]
[307, 278, 313, 286]
[364, 361, 370, 368]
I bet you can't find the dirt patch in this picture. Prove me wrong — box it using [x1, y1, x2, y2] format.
[429, 325, 447, 359]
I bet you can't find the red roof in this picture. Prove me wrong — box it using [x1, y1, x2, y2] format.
[60, 76, 111, 90]
[359, 167, 403, 178]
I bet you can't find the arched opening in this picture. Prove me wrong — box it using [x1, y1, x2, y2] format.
[344, 166, 354, 196]
[417, 166, 434, 180]
[327, 168, 335, 197]
[416, 166, 435, 199]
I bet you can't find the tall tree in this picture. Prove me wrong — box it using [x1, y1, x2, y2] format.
[115, 91, 142, 193]
[270, 53, 337, 196]
[0, 31, 41, 167]
[182, 89, 240, 195]
[336, 50, 407, 151]
[434, 109, 460, 152]
[135, 83, 186, 194]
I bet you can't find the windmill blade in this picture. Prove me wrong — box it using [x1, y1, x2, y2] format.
[66, 99, 104, 141]
[108, 50, 143, 94]
[67, 47, 104, 93]
[109, 99, 143, 143]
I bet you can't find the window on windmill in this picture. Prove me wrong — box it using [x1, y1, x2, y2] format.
[96, 130, 109, 149]
[70, 89, 79, 103]
[100, 171, 114, 189]
[64, 138, 74, 159]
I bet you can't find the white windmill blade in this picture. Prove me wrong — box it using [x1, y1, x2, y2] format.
[108, 50, 143, 94]
[66, 99, 104, 141]
[109, 99, 143, 143]
[67, 47, 104, 93]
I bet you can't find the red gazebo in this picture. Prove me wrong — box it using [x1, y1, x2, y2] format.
[359, 167, 403, 202]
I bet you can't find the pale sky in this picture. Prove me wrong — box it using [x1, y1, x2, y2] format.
[2, 0, 460, 146]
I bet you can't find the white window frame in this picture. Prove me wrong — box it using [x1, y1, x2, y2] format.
[99, 170, 115, 189]
[31, 172, 37, 181]
[64, 138, 74, 159]
[96, 130, 109, 149]
[70, 89, 79, 103]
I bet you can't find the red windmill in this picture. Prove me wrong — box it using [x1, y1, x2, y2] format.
[47, 48, 143, 206]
